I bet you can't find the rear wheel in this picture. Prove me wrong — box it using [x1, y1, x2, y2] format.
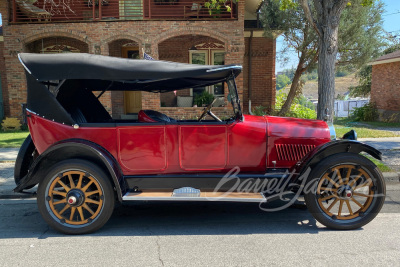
[37, 159, 115, 234]
[304, 153, 385, 230]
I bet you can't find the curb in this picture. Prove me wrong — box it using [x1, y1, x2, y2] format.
[382, 172, 400, 182]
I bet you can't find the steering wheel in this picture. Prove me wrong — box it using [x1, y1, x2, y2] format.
[198, 98, 217, 121]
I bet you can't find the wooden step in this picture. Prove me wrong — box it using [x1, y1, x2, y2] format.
[123, 189, 266, 203]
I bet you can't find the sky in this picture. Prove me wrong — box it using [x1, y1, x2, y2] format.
[276, 0, 400, 73]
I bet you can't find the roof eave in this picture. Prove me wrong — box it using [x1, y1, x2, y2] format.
[368, 57, 400, 66]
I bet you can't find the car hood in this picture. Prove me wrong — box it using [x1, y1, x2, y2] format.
[265, 116, 330, 139]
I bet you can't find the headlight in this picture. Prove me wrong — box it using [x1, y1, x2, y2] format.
[328, 122, 336, 140]
[342, 129, 357, 140]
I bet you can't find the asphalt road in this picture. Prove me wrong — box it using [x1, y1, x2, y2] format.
[0, 164, 400, 266]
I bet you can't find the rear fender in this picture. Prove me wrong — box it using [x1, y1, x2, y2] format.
[14, 139, 124, 201]
[292, 140, 382, 183]
[14, 135, 36, 185]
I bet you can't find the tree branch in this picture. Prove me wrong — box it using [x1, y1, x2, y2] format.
[300, 0, 321, 37]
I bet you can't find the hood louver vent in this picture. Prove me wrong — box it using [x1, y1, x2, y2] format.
[275, 144, 316, 161]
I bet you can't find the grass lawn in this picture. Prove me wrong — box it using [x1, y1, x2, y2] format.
[334, 118, 400, 138]
[0, 131, 29, 148]
[363, 155, 393, 173]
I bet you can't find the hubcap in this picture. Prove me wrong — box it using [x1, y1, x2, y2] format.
[66, 189, 85, 207]
[338, 185, 353, 200]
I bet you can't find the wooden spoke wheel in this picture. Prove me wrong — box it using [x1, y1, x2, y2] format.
[316, 165, 374, 220]
[47, 171, 104, 225]
[305, 153, 385, 230]
[37, 160, 114, 234]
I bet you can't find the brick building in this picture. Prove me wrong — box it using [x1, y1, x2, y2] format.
[0, 0, 276, 121]
[369, 50, 400, 122]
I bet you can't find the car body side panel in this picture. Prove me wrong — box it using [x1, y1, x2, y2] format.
[29, 112, 331, 176]
[265, 116, 331, 168]
[118, 126, 167, 171]
[179, 125, 227, 170]
[27, 112, 118, 159]
[226, 115, 267, 171]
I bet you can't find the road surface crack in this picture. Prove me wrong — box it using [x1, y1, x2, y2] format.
[147, 226, 164, 266]
[156, 235, 165, 267]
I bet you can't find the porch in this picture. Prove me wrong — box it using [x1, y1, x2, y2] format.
[11, 0, 237, 23]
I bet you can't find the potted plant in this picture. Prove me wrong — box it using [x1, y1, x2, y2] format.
[194, 90, 214, 107]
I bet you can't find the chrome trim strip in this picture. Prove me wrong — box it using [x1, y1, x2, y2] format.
[18, 54, 32, 75]
[206, 65, 242, 72]
[122, 193, 266, 203]
[25, 108, 37, 115]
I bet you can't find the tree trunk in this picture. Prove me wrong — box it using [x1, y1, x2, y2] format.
[278, 67, 302, 116]
[316, 19, 340, 122]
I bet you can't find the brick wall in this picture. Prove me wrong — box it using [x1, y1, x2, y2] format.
[0, 37, 8, 119]
[243, 36, 276, 113]
[371, 62, 400, 122]
[0, 0, 275, 121]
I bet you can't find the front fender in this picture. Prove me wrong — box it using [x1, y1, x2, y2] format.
[14, 139, 124, 201]
[293, 140, 382, 181]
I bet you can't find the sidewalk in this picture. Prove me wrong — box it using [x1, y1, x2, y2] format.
[358, 137, 400, 150]
[0, 148, 19, 162]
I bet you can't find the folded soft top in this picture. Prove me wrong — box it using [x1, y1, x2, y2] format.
[19, 53, 242, 83]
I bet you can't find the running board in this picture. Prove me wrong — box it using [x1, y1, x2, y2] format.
[123, 187, 266, 203]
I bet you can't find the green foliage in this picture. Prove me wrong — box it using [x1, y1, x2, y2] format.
[335, 69, 350, 77]
[296, 94, 315, 110]
[254, 92, 317, 119]
[351, 102, 378, 121]
[349, 65, 372, 97]
[276, 74, 291, 90]
[204, 0, 237, 14]
[194, 90, 214, 107]
[302, 69, 318, 81]
[337, 0, 385, 69]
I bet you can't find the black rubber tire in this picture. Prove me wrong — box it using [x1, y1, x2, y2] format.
[37, 159, 115, 234]
[304, 153, 386, 230]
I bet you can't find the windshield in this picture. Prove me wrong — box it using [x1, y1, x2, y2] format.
[227, 76, 242, 120]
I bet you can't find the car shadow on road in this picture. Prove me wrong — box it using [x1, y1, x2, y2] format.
[0, 199, 344, 239]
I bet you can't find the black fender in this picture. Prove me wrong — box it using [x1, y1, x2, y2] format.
[292, 140, 382, 183]
[14, 139, 124, 201]
[14, 134, 36, 186]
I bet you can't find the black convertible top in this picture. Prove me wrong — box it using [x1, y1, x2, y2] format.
[19, 53, 242, 125]
[19, 53, 241, 83]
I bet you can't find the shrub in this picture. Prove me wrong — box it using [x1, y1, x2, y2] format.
[253, 92, 317, 119]
[276, 74, 291, 90]
[351, 102, 378, 121]
[194, 90, 214, 107]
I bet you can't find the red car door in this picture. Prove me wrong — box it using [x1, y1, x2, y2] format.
[179, 123, 228, 170]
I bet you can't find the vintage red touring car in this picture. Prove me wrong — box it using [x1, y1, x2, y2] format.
[15, 53, 385, 234]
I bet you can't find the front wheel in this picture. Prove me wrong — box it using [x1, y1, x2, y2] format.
[304, 153, 385, 230]
[37, 159, 115, 234]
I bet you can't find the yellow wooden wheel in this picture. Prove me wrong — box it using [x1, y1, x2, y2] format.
[316, 164, 374, 220]
[38, 160, 114, 234]
[47, 170, 104, 225]
[304, 153, 385, 230]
